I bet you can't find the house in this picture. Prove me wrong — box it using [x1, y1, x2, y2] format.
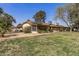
[16, 20, 68, 33]
[13, 24, 23, 32]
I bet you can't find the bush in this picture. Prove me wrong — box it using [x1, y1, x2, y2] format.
[38, 29, 48, 33]
[23, 27, 31, 33]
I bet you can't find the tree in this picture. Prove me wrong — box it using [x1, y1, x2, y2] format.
[55, 7, 69, 27]
[17, 24, 22, 28]
[0, 8, 4, 15]
[67, 4, 79, 31]
[0, 8, 16, 37]
[55, 4, 79, 32]
[33, 10, 46, 23]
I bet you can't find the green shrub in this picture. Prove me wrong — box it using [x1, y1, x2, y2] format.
[38, 29, 48, 33]
[23, 27, 31, 33]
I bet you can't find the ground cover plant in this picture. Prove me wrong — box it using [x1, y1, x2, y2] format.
[0, 32, 79, 56]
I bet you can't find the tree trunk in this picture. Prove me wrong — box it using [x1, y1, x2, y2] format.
[70, 28, 72, 32]
[62, 19, 73, 32]
[1, 31, 5, 37]
[1, 33, 4, 37]
[62, 18, 71, 32]
[63, 19, 69, 27]
[69, 26, 73, 32]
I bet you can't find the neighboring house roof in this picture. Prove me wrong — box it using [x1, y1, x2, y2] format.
[49, 24, 64, 28]
[22, 20, 33, 25]
[17, 24, 22, 28]
[42, 23, 49, 26]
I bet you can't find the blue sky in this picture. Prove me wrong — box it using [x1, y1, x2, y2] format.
[0, 3, 66, 26]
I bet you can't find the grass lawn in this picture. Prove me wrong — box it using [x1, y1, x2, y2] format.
[0, 32, 79, 56]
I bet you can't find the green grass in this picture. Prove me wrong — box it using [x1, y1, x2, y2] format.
[0, 32, 79, 56]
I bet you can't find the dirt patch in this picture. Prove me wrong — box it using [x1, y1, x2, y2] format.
[0, 33, 51, 41]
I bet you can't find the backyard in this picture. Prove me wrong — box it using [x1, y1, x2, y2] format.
[0, 32, 79, 56]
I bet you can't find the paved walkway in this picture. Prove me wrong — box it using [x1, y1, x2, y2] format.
[0, 33, 51, 41]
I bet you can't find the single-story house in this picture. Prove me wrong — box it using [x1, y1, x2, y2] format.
[15, 20, 69, 33]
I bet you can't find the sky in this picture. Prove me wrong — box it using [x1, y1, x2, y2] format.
[0, 3, 67, 26]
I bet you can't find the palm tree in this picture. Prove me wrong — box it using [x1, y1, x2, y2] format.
[33, 10, 46, 24]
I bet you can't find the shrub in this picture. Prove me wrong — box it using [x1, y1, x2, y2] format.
[23, 26, 31, 33]
[38, 29, 48, 33]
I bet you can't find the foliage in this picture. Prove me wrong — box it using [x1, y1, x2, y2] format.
[55, 3, 79, 31]
[55, 6, 69, 27]
[0, 8, 16, 37]
[23, 26, 31, 33]
[0, 8, 4, 14]
[33, 10, 46, 23]
[67, 4, 79, 30]
[38, 29, 48, 33]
